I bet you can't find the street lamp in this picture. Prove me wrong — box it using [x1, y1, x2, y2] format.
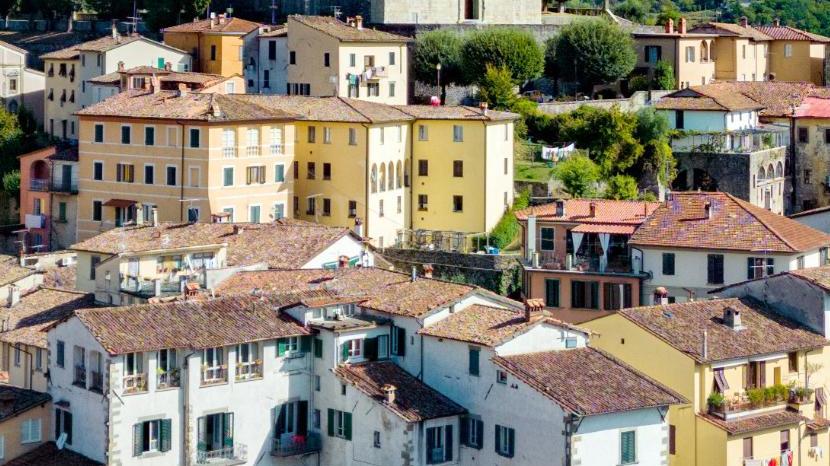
[436, 63, 442, 89]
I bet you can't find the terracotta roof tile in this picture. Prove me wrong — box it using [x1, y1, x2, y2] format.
[699, 409, 805, 435]
[39, 44, 80, 60]
[493, 347, 686, 415]
[393, 105, 518, 122]
[754, 25, 830, 42]
[163, 17, 261, 34]
[232, 95, 414, 123]
[5, 441, 103, 466]
[794, 96, 830, 118]
[74, 292, 319, 354]
[515, 199, 658, 224]
[0, 385, 50, 422]
[41, 34, 171, 60]
[618, 298, 826, 363]
[690, 22, 772, 41]
[655, 86, 764, 112]
[290, 15, 409, 43]
[418, 304, 589, 347]
[259, 26, 287, 38]
[775, 266, 830, 292]
[41, 266, 76, 290]
[667, 81, 822, 118]
[0, 255, 34, 287]
[71, 220, 353, 269]
[334, 361, 465, 422]
[630, 192, 830, 253]
[0, 288, 93, 348]
[215, 267, 500, 318]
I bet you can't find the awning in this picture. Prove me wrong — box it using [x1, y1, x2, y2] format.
[571, 223, 637, 235]
[103, 199, 137, 208]
[713, 368, 729, 392]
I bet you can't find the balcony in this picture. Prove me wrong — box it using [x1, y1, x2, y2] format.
[245, 146, 260, 157]
[50, 180, 78, 194]
[120, 276, 204, 299]
[202, 365, 228, 386]
[363, 66, 388, 79]
[197, 444, 247, 465]
[270, 144, 284, 155]
[73, 365, 86, 388]
[707, 384, 809, 420]
[90, 370, 103, 392]
[29, 178, 49, 191]
[235, 360, 262, 381]
[671, 125, 789, 155]
[272, 432, 321, 457]
[123, 373, 147, 394]
[157, 368, 181, 389]
[222, 147, 237, 158]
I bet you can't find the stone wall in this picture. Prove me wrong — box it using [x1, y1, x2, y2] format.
[673, 151, 752, 200]
[379, 248, 522, 296]
[536, 90, 674, 116]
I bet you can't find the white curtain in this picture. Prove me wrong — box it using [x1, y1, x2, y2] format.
[599, 233, 611, 272]
[571, 232, 585, 257]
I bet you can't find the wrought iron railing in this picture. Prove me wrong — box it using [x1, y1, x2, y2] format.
[271, 432, 321, 457]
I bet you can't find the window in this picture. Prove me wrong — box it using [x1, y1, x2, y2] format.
[249, 205, 261, 223]
[372, 431, 381, 448]
[187, 207, 199, 222]
[166, 166, 176, 186]
[685, 46, 696, 62]
[348, 200, 357, 218]
[426, 425, 453, 464]
[788, 352, 798, 372]
[453, 125, 464, 142]
[662, 253, 675, 275]
[797, 255, 805, 270]
[645, 45, 662, 63]
[743, 437, 753, 459]
[55, 409, 72, 445]
[144, 165, 155, 185]
[246, 166, 265, 185]
[742, 44, 747, 59]
[323, 163, 331, 180]
[94, 124, 104, 143]
[92, 201, 102, 221]
[620, 430, 636, 464]
[21, 418, 41, 444]
[56, 340, 65, 367]
[397, 195, 402, 214]
[707, 254, 724, 285]
[274, 164, 285, 183]
[496, 370, 508, 384]
[675, 110, 685, 129]
[328, 409, 352, 440]
[418, 160, 428, 176]
[308, 126, 316, 143]
[210, 45, 217, 61]
[323, 198, 331, 216]
[367, 83, 380, 96]
[495, 425, 514, 458]
[468, 347, 480, 376]
[453, 195, 463, 212]
[784, 43, 793, 58]
[565, 337, 578, 348]
[603, 283, 632, 310]
[223, 167, 234, 186]
[323, 52, 330, 67]
[418, 194, 428, 211]
[453, 160, 463, 177]
[540, 227, 555, 251]
[349, 128, 357, 145]
[798, 127, 809, 144]
[571, 281, 599, 309]
[93, 161, 103, 180]
[263, 70, 270, 89]
[289, 51, 296, 65]
[349, 53, 356, 67]
[58, 203, 67, 222]
[144, 126, 155, 146]
[418, 125, 428, 141]
[133, 419, 171, 455]
[389, 82, 396, 97]
[391, 326, 406, 356]
[323, 127, 332, 144]
[116, 163, 135, 183]
[121, 126, 131, 144]
[780, 429, 790, 451]
[669, 425, 676, 455]
[747, 257, 774, 279]
[544, 279, 560, 307]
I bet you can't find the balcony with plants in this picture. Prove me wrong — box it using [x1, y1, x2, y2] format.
[157, 367, 181, 389]
[671, 125, 789, 156]
[123, 373, 148, 394]
[707, 383, 813, 420]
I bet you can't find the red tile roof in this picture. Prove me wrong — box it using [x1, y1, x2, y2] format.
[163, 17, 261, 34]
[699, 409, 806, 435]
[795, 97, 830, 118]
[617, 298, 826, 363]
[0, 255, 34, 287]
[754, 25, 830, 42]
[0, 288, 94, 348]
[289, 15, 410, 43]
[72, 292, 318, 354]
[515, 199, 658, 225]
[655, 86, 764, 112]
[630, 192, 830, 253]
[334, 361, 465, 422]
[493, 347, 686, 416]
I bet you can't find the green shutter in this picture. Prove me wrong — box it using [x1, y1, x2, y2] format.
[277, 338, 287, 357]
[133, 423, 144, 457]
[157, 57, 165, 68]
[314, 338, 323, 358]
[300, 336, 312, 353]
[495, 425, 501, 455]
[507, 428, 515, 458]
[469, 348, 480, 376]
[327, 409, 335, 437]
[160, 419, 172, 452]
[545, 279, 559, 307]
[197, 416, 206, 452]
[343, 412, 352, 440]
[590, 282, 599, 309]
[223, 413, 234, 447]
[341, 341, 349, 362]
[621, 431, 636, 463]
[475, 420, 483, 449]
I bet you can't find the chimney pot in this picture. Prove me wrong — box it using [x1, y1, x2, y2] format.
[111, 19, 118, 40]
[724, 306, 744, 330]
[480, 101, 489, 115]
[338, 255, 349, 268]
[523, 298, 545, 322]
[7, 285, 19, 308]
[353, 217, 364, 238]
[589, 201, 597, 217]
[654, 287, 669, 305]
[773, 18, 780, 27]
[679, 17, 687, 34]
[151, 207, 159, 227]
[555, 199, 566, 217]
[422, 264, 434, 279]
[665, 18, 674, 34]
[382, 384, 396, 405]
[740, 16, 748, 28]
[704, 201, 713, 219]
[233, 224, 244, 235]
[355, 15, 364, 30]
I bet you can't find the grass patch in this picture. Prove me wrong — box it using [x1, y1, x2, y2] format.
[515, 159, 553, 182]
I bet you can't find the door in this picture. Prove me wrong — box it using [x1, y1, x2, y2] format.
[774, 366, 781, 386]
[61, 165, 72, 191]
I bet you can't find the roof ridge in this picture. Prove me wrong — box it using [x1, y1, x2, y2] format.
[724, 192, 799, 252]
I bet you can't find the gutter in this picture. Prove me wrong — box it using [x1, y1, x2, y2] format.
[361, 124, 371, 240]
[182, 350, 196, 466]
[564, 412, 583, 466]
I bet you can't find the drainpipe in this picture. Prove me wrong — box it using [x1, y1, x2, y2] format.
[177, 121, 186, 222]
[182, 350, 196, 466]
[361, 124, 370, 241]
[564, 412, 583, 466]
[789, 108, 797, 213]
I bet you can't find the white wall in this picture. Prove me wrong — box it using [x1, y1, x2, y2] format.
[495, 323, 588, 356]
[794, 210, 830, 234]
[256, 37, 288, 95]
[302, 234, 373, 268]
[575, 408, 668, 466]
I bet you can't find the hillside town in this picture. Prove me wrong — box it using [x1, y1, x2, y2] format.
[2, 0, 830, 465]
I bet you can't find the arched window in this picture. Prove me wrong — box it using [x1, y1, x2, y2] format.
[767, 164, 774, 179]
[8, 100, 18, 113]
[370, 164, 378, 193]
[387, 163, 394, 190]
[700, 41, 709, 61]
[758, 166, 766, 181]
[776, 161, 784, 178]
[379, 163, 386, 192]
[396, 161, 403, 189]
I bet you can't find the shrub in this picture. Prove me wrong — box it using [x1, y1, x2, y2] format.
[461, 28, 544, 84]
[746, 388, 766, 407]
[707, 391, 725, 408]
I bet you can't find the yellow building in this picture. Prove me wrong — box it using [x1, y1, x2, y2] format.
[755, 22, 829, 86]
[633, 18, 717, 88]
[162, 14, 261, 76]
[587, 298, 830, 466]
[0, 386, 51, 463]
[285, 15, 410, 105]
[74, 90, 295, 241]
[41, 47, 79, 139]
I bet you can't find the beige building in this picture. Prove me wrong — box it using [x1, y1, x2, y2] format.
[755, 23, 829, 86]
[0, 386, 51, 464]
[369, 0, 542, 24]
[633, 19, 717, 88]
[285, 15, 410, 105]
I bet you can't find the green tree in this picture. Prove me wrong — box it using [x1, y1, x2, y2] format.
[143, 0, 210, 31]
[460, 28, 544, 84]
[553, 154, 600, 198]
[634, 107, 676, 184]
[412, 30, 466, 104]
[604, 175, 639, 200]
[614, 0, 648, 23]
[653, 60, 676, 90]
[555, 105, 643, 176]
[2, 170, 19, 194]
[478, 65, 517, 110]
[655, 6, 681, 25]
[546, 19, 637, 93]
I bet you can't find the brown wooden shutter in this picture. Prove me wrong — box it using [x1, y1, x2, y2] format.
[759, 361, 766, 387]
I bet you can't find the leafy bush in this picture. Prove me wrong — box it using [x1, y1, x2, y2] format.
[461, 28, 544, 84]
[553, 154, 600, 198]
[707, 391, 724, 408]
[653, 60, 677, 90]
[746, 388, 766, 407]
[605, 175, 640, 200]
[478, 65, 517, 110]
[479, 189, 531, 249]
[2, 170, 19, 194]
[628, 75, 651, 93]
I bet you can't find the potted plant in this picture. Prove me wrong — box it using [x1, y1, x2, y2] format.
[747, 388, 766, 407]
[707, 392, 725, 411]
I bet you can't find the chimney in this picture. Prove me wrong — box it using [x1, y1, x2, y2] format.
[164, 62, 172, 71]
[151, 207, 159, 227]
[111, 19, 118, 40]
[178, 82, 188, 95]
[773, 18, 780, 27]
[665, 18, 674, 34]
[218, 13, 226, 25]
[151, 74, 161, 94]
[654, 287, 669, 305]
[523, 298, 544, 322]
[411, 266, 417, 282]
[480, 101, 489, 116]
[679, 17, 687, 34]
[723, 306, 744, 330]
[353, 217, 363, 238]
[338, 255, 349, 268]
[382, 384, 396, 405]
[555, 199, 566, 217]
[589, 201, 596, 217]
[117, 61, 125, 72]
[702, 330, 708, 360]
[422, 264, 434, 279]
[7, 285, 19, 308]
[704, 201, 713, 219]
[154, 279, 162, 297]
[740, 16, 748, 28]
[233, 224, 244, 235]
[355, 15, 364, 30]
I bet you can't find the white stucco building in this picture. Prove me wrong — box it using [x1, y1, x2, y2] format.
[251, 27, 288, 95]
[0, 40, 44, 124]
[369, 0, 543, 24]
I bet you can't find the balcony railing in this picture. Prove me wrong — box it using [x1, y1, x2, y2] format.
[90, 370, 104, 392]
[364, 66, 388, 79]
[270, 144, 284, 155]
[197, 443, 247, 464]
[29, 179, 49, 191]
[272, 432, 321, 457]
[671, 125, 789, 155]
[120, 276, 202, 299]
[51, 180, 78, 194]
[123, 373, 147, 394]
[245, 146, 260, 157]
[157, 369, 181, 389]
[530, 251, 634, 274]
[73, 365, 86, 387]
[235, 360, 263, 381]
[202, 365, 228, 385]
[222, 147, 237, 158]
[708, 385, 807, 420]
